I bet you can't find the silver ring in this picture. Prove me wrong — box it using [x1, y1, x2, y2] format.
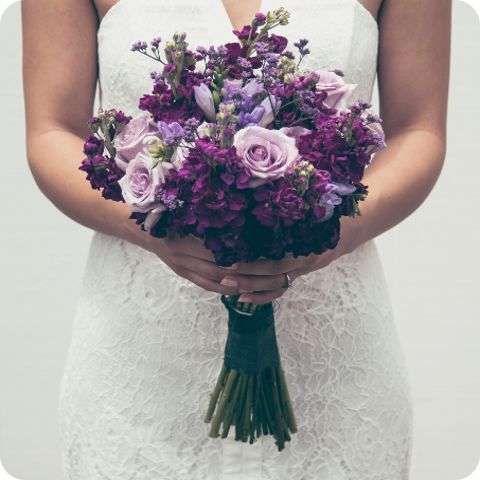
[283, 272, 293, 289]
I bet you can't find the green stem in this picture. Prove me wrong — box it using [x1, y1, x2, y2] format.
[253, 373, 263, 440]
[204, 364, 228, 423]
[233, 373, 249, 441]
[267, 366, 287, 451]
[249, 377, 259, 444]
[242, 376, 254, 442]
[221, 373, 245, 438]
[276, 365, 298, 433]
[259, 373, 276, 438]
[209, 369, 238, 438]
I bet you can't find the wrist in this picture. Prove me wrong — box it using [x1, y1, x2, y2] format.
[119, 209, 155, 253]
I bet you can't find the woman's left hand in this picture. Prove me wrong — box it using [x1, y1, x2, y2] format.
[220, 217, 363, 304]
[220, 246, 341, 304]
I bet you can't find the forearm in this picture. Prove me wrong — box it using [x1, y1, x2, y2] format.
[26, 127, 152, 250]
[339, 126, 446, 254]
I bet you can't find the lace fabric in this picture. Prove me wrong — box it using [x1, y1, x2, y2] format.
[59, 1, 413, 478]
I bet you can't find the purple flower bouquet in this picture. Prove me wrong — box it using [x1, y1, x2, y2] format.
[80, 8, 386, 452]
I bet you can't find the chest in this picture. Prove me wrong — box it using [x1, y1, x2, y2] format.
[96, 0, 379, 113]
[94, 0, 381, 29]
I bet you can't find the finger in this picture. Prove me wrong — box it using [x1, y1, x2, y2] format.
[162, 236, 215, 261]
[232, 256, 299, 276]
[171, 254, 234, 283]
[237, 288, 287, 305]
[219, 272, 287, 293]
[170, 264, 238, 295]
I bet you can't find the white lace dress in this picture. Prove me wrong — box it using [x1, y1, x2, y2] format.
[58, 1, 414, 478]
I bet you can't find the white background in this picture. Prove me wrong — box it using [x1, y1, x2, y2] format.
[0, 1, 479, 479]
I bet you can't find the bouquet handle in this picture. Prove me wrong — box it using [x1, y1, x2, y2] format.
[204, 295, 297, 451]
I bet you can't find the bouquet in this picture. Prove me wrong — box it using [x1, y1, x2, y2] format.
[80, 8, 386, 452]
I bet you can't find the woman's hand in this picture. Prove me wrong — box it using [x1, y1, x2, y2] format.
[226, 248, 341, 304]
[144, 235, 240, 296]
[143, 233, 340, 303]
[143, 219, 358, 304]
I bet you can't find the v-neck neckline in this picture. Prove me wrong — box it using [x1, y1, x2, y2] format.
[218, 0, 265, 33]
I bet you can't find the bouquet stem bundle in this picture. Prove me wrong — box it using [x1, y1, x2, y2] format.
[204, 295, 297, 451]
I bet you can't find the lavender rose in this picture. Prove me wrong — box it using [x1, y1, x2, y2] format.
[114, 114, 157, 171]
[233, 126, 300, 187]
[315, 70, 357, 111]
[118, 152, 175, 212]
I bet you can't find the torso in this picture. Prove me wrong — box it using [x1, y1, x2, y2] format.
[59, 2, 413, 478]
[93, 0, 383, 28]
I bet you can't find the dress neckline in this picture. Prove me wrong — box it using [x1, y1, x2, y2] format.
[97, 0, 378, 37]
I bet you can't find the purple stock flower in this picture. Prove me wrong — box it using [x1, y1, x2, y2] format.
[253, 12, 267, 26]
[131, 40, 147, 52]
[79, 154, 124, 202]
[238, 107, 265, 127]
[157, 121, 185, 145]
[151, 37, 162, 48]
[83, 135, 104, 156]
[266, 34, 288, 53]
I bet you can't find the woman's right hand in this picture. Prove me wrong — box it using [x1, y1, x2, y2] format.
[144, 235, 240, 296]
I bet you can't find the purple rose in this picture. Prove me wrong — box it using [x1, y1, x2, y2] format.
[114, 114, 157, 171]
[118, 152, 174, 213]
[233, 126, 300, 187]
[193, 83, 216, 121]
[315, 70, 357, 111]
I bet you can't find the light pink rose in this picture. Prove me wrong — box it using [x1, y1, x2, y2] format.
[315, 70, 357, 111]
[118, 152, 174, 213]
[233, 126, 300, 187]
[114, 114, 157, 171]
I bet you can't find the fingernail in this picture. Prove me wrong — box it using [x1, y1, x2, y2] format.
[238, 294, 252, 302]
[226, 263, 238, 270]
[220, 277, 238, 287]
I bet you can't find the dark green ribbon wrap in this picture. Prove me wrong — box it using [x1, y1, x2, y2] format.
[204, 295, 297, 452]
[223, 296, 280, 375]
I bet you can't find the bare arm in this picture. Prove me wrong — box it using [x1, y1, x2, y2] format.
[342, 0, 451, 250]
[22, 0, 147, 246]
[22, 0, 242, 296]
